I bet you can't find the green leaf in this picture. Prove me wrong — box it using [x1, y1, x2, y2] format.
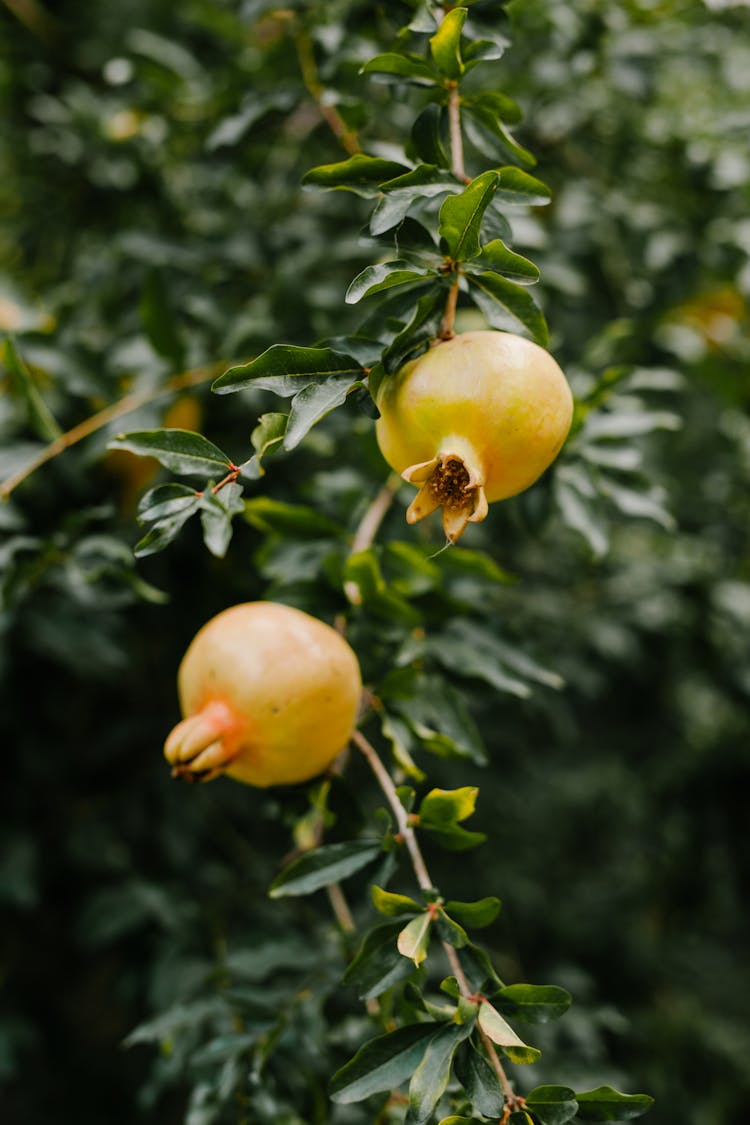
[371, 885, 421, 917]
[107, 429, 232, 477]
[457, 941, 503, 994]
[463, 105, 536, 168]
[477, 1001, 540, 1064]
[463, 90, 522, 125]
[139, 268, 185, 369]
[429, 7, 467, 78]
[443, 897, 501, 929]
[409, 104, 449, 168]
[213, 344, 364, 396]
[137, 483, 198, 523]
[465, 270, 549, 346]
[398, 912, 433, 966]
[330, 1023, 441, 1103]
[555, 466, 609, 558]
[243, 496, 344, 538]
[344, 920, 417, 1000]
[371, 167, 455, 236]
[134, 508, 198, 558]
[495, 166, 551, 205]
[198, 482, 245, 559]
[419, 787, 479, 826]
[284, 373, 362, 450]
[435, 908, 468, 948]
[575, 1087, 655, 1122]
[431, 619, 565, 694]
[524, 1085, 579, 1125]
[382, 290, 445, 373]
[346, 261, 431, 304]
[3, 337, 61, 441]
[583, 410, 681, 440]
[496, 984, 572, 1024]
[269, 840, 381, 898]
[475, 240, 540, 283]
[386, 676, 487, 766]
[239, 413, 288, 480]
[455, 1037, 505, 1118]
[361, 52, 439, 85]
[407, 1021, 474, 1125]
[439, 171, 498, 261]
[302, 153, 411, 195]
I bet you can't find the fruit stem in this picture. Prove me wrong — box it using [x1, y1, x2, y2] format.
[438, 275, 460, 340]
[351, 729, 521, 1111]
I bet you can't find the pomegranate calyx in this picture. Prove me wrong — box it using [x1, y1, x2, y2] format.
[404, 452, 488, 543]
[164, 700, 239, 783]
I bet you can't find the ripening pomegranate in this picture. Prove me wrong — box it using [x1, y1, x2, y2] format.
[164, 602, 362, 787]
[375, 330, 573, 542]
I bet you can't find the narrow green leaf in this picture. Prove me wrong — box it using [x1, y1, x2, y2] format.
[457, 941, 503, 994]
[302, 153, 411, 195]
[462, 90, 522, 126]
[431, 619, 564, 692]
[346, 261, 430, 304]
[429, 7, 467, 78]
[443, 897, 501, 929]
[465, 270, 549, 346]
[371, 885, 421, 917]
[477, 1001, 540, 1064]
[420, 787, 479, 826]
[243, 496, 344, 538]
[583, 410, 681, 440]
[361, 52, 439, 85]
[344, 921, 416, 1000]
[455, 1037, 505, 1118]
[198, 482, 244, 559]
[137, 483, 199, 523]
[108, 429, 232, 477]
[463, 105, 536, 168]
[134, 509, 197, 558]
[269, 840, 381, 898]
[330, 1023, 441, 1103]
[382, 290, 445, 373]
[475, 240, 540, 283]
[284, 373, 360, 450]
[409, 104, 449, 167]
[3, 338, 61, 441]
[422, 823, 487, 852]
[496, 984, 572, 1024]
[439, 171, 498, 261]
[575, 1087, 655, 1122]
[398, 912, 433, 966]
[407, 1021, 474, 1125]
[525, 1085, 578, 1125]
[213, 344, 364, 395]
[435, 908, 469, 948]
[495, 166, 551, 205]
[239, 412, 288, 480]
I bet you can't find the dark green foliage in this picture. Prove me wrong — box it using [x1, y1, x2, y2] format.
[1, 0, 749, 1123]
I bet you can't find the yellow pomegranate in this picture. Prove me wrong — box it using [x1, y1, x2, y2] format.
[164, 602, 362, 787]
[375, 331, 573, 542]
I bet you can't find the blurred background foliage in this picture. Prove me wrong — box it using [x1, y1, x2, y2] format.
[1, 0, 749, 1122]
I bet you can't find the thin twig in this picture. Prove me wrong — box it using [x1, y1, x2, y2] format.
[292, 22, 361, 156]
[352, 728, 520, 1110]
[438, 276, 460, 340]
[342, 474, 402, 608]
[0, 361, 225, 501]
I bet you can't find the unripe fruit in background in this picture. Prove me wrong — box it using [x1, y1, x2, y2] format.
[375, 330, 573, 542]
[164, 602, 362, 787]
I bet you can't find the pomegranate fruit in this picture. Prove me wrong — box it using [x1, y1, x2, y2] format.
[164, 602, 362, 787]
[375, 330, 573, 542]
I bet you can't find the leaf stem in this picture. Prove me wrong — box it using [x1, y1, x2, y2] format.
[352, 727, 520, 1110]
[0, 361, 225, 502]
[438, 275, 460, 340]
